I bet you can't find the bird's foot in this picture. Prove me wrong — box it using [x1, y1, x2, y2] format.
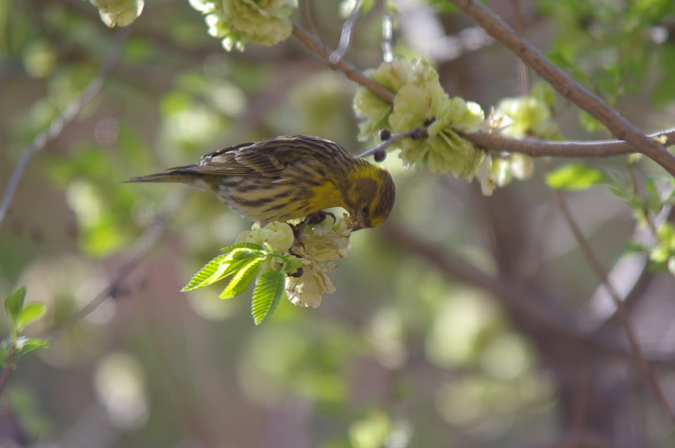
[290, 211, 335, 247]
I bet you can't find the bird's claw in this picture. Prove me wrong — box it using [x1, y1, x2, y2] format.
[290, 211, 335, 248]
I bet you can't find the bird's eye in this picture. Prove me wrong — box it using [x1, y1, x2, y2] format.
[362, 204, 370, 215]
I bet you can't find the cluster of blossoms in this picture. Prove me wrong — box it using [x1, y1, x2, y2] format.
[188, 0, 297, 51]
[354, 58, 485, 177]
[354, 57, 561, 195]
[89, 0, 144, 28]
[476, 84, 562, 193]
[236, 217, 351, 308]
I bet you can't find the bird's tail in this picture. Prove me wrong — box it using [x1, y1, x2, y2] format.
[126, 171, 202, 184]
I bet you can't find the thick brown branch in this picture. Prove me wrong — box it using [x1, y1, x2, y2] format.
[462, 128, 675, 158]
[445, 0, 675, 177]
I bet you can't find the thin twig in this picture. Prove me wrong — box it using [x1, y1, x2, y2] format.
[381, 8, 394, 63]
[358, 127, 427, 158]
[510, 0, 530, 95]
[592, 206, 675, 337]
[329, 0, 362, 64]
[291, 22, 395, 103]
[445, 0, 675, 177]
[300, 0, 321, 39]
[43, 191, 186, 339]
[0, 27, 131, 231]
[543, 160, 675, 426]
[0, 347, 16, 399]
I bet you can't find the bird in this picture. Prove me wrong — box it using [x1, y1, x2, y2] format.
[128, 135, 395, 231]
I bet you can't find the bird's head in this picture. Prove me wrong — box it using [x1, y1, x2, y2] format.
[344, 163, 395, 231]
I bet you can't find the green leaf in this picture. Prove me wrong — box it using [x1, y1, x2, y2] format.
[546, 163, 608, 190]
[219, 258, 264, 299]
[251, 271, 285, 325]
[182, 248, 264, 292]
[282, 256, 305, 276]
[650, 246, 671, 263]
[5, 287, 26, 322]
[645, 178, 664, 215]
[15, 337, 50, 359]
[220, 242, 263, 254]
[16, 303, 47, 331]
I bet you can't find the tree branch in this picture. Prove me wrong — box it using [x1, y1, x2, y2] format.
[383, 221, 675, 370]
[292, 20, 675, 166]
[544, 161, 675, 426]
[445, 0, 675, 177]
[0, 27, 131, 231]
[0, 346, 16, 399]
[291, 22, 395, 103]
[43, 191, 186, 338]
[462, 128, 675, 158]
[329, 0, 362, 64]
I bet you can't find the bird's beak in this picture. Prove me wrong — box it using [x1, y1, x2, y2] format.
[349, 215, 369, 231]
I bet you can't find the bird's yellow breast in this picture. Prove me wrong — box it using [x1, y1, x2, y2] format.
[310, 182, 346, 210]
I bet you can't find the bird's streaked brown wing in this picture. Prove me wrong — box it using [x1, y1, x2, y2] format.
[166, 135, 347, 178]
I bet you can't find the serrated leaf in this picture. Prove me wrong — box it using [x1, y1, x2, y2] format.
[219, 242, 263, 254]
[182, 248, 264, 292]
[251, 271, 285, 325]
[546, 163, 608, 190]
[15, 336, 50, 359]
[16, 303, 47, 331]
[5, 287, 26, 322]
[219, 258, 264, 299]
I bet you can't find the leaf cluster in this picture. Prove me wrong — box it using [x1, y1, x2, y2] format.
[182, 243, 302, 325]
[1, 287, 49, 369]
[547, 163, 675, 274]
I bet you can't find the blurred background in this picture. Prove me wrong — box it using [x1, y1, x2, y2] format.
[2, 0, 675, 447]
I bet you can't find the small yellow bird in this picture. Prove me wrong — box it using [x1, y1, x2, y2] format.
[128, 135, 395, 230]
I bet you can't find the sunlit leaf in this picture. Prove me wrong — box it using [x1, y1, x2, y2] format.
[219, 257, 264, 299]
[5, 287, 26, 322]
[182, 247, 264, 292]
[220, 242, 263, 254]
[650, 246, 671, 263]
[15, 337, 50, 359]
[546, 163, 608, 190]
[251, 270, 285, 325]
[16, 303, 47, 331]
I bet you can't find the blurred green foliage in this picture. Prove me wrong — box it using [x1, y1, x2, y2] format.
[1, 0, 675, 447]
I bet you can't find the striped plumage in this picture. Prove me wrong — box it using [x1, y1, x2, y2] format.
[128, 135, 395, 230]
